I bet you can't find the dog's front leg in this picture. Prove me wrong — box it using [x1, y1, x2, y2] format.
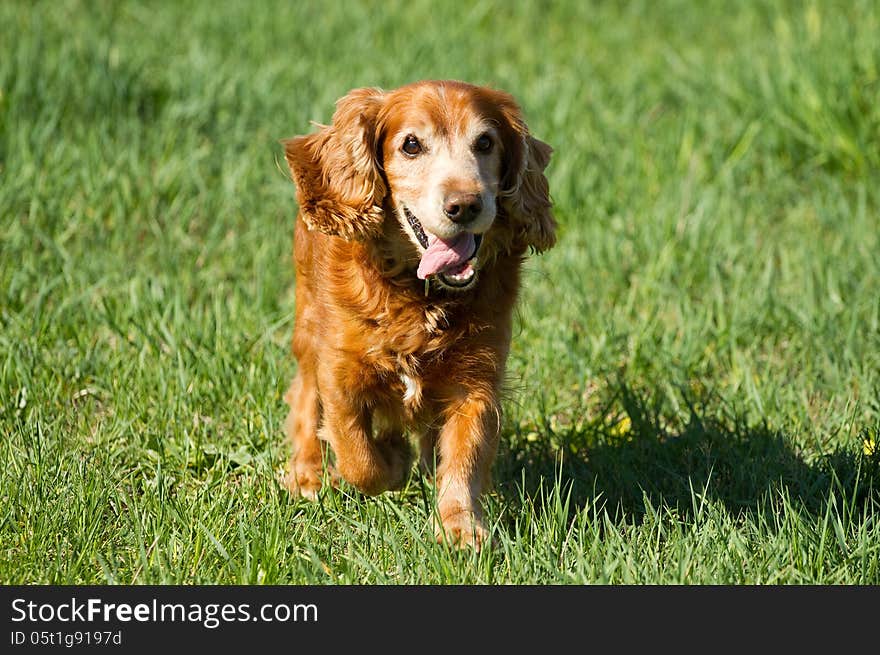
[319, 388, 411, 496]
[434, 391, 501, 549]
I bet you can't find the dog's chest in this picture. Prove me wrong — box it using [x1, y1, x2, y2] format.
[372, 301, 460, 411]
[422, 304, 450, 334]
[391, 351, 426, 411]
[398, 372, 419, 404]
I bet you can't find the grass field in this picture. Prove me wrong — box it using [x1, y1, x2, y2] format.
[2, 0, 879, 584]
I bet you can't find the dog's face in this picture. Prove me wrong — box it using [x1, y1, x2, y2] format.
[284, 80, 555, 291]
[380, 86, 504, 289]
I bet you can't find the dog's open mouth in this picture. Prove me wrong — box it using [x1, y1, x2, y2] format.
[403, 206, 482, 289]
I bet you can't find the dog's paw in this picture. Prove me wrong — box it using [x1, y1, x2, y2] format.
[281, 461, 338, 500]
[435, 508, 490, 551]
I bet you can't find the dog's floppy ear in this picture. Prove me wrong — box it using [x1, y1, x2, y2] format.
[283, 88, 387, 240]
[497, 99, 556, 253]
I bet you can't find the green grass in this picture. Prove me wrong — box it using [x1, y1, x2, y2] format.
[2, 0, 879, 584]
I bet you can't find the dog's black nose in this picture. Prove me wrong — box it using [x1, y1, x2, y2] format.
[443, 193, 483, 223]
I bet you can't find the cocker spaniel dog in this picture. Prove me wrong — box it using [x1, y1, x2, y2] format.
[281, 80, 555, 548]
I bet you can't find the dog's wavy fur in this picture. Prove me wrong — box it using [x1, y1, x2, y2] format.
[281, 80, 555, 548]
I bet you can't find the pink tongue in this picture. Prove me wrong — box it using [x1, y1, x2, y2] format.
[416, 232, 475, 280]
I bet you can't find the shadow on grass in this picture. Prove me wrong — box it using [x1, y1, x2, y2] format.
[494, 384, 879, 521]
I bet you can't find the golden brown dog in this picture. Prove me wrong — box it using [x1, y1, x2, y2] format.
[281, 80, 555, 548]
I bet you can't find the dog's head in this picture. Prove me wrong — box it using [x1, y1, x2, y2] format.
[284, 80, 555, 291]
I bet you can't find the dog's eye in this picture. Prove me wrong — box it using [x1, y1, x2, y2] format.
[474, 133, 493, 153]
[401, 135, 422, 156]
